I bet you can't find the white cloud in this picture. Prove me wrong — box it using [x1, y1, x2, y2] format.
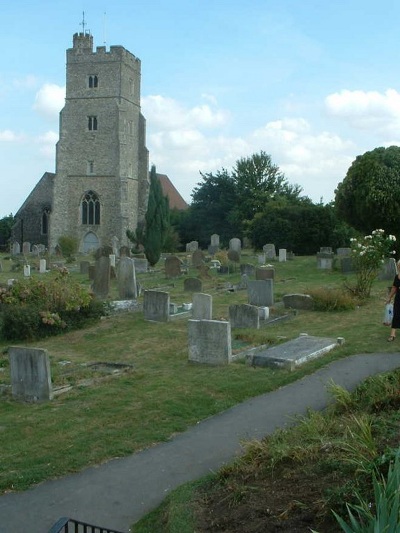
[13, 75, 39, 90]
[33, 83, 65, 122]
[0, 130, 24, 142]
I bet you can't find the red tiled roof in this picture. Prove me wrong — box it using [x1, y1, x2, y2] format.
[156, 173, 189, 210]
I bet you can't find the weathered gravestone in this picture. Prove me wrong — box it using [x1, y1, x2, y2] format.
[340, 256, 354, 274]
[117, 256, 137, 299]
[229, 304, 259, 329]
[143, 290, 170, 322]
[111, 236, 120, 257]
[263, 244, 276, 260]
[188, 319, 232, 365]
[23, 265, 31, 277]
[229, 238, 241, 252]
[88, 265, 96, 280]
[22, 242, 31, 255]
[209, 234, 220, 254]
[133, 258, 148, 273]
[192, 293, 212, 320]
[227, 249, 241, 263]
[184, 277, 203, 292]
[258, 254, 266, 264]
[279, 249, 287, 262]
[317, 251, 334, 269]
[186, 241, 199, 253]
[12, 241, 20, 255]
[192, 249, 205, 267]
[120, 245, 131, 257]
[9, 346, 53, 402]
[92, 256, 110, 298]
[247, 279, 274, 306]
[320, 247, 333, 254]
[165, 255, 182, 278]
[240, 263, 255, 276]
[109, 254, 116, 268]
[256, 266, 275, 280]
[337, 247, 351, 257]
[80, 261, 90, 275]
[283, 293, 314, 310]
[39, 259, 47, 273]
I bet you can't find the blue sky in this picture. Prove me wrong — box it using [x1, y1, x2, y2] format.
[1, 0, 400, 217]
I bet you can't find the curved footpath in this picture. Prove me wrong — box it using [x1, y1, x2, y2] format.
[1, 352, 400, 533]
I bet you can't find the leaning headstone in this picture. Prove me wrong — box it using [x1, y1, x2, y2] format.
[229, 304, 259, 329]
[23, 265, 31, 277]
[229, 238, 241, 252]
[188, 319, 232, 365]
[143, 290, 170, 322]
[247, 279, 274, 306]
[283, 293, 314, 310]
[12, 242, 20, 255]
[192, 293, 212, 320]
[240, 263, 255, 276]
[80, 261, 90, 275]
[186, 241, 199, 253]
[379, 258, 397, 281]
[22, 242, 31, 255]
[263, 244, 276, 260]
[165, 255, 182, 278]
[39, 259, 47, 273]
[117, 257, 137, 299]
[279, 249, 287, 262]
[9, 347, 53, 402]
[256, 266, 275, 280]
[192, 249, 205, 267]
[184, 277, 203, 292]
[92, 256, 110, 299]
[133, 258, 148, 273]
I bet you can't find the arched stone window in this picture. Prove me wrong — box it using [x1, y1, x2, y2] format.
[41, 211, 49, 235]
[82, 191, 100, 225]
[88, 75, 98, 88]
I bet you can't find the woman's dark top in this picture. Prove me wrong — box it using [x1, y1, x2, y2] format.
[392, 275, 400, 328]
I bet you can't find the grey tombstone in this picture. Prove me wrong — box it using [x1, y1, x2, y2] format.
[109, 254, 116, 268]
[186, 241, 199, 253]
[117, 256, 137, 299]
[283, 293, 314, 310]
[320, 247, 333, 254]
[143, 290, 170, 322]
[238, 274, 249, 289]
[80, 261, 90, 275]
[229, 304, 260, 329]
[208, 245, 219, 255]
[379, 258, 397, 281]
[192, 249, 205, 267]
[256, 266, 275, 280]
[317, 252, 334, 269]
[184, 277, 203, 292]
[111, 236, 120, 257]
[133, 258, 148, 273]
[12, 241, 21, 255]
[23, 265, 31, 277]
[257, 254, 266, 264]
[337, 247, 351, 257]
[247, 279, 274, 306]
[39, 259, 47, 273]
[229, 238, 241, 252]
[192, 293, 212, 320]
[263, 244, 276, 260]
[227, 249, 241, 263]
[340, 257, 354, 274]
[22, 242, 31, 255]
[188, 319, 232, 365]
[9, 347, 53, 402]
[240, 263, 255, 276]
[32, 244, 40, 256]
[279, 249, 287, 262]
[211, 234, 220, 247]
[37, 244, 46, 254]
[165, 255, 182, 278]
[92, 256, 110, 299]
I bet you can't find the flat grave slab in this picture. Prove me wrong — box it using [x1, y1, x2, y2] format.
[247, 335, 341, 370]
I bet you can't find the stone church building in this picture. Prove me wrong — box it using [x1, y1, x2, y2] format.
[12, 32, 186, 254]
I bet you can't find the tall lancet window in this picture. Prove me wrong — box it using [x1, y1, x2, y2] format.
[82, 191, 100, 225]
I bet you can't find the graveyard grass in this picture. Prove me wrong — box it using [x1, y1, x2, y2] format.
[0, 253, 398, 532]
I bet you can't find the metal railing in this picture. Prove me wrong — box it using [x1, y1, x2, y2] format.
[48, 517, 126, 533]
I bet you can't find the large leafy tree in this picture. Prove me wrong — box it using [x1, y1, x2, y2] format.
[0, 214, 14, 249]
[335, 146, 400, 236]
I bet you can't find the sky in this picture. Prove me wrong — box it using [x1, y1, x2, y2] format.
[1, 0, 400, 218]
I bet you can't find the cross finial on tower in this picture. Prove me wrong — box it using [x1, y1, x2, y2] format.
[80, 11, 86, 34]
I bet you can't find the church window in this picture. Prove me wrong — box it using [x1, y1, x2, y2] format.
[88, 75, 98, 88]
[41, 211, 48, 235]
[82, 191, 100, 225]
[88, 116, 98, 131]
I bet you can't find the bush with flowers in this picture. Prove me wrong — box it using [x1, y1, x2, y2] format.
[349, 229, 396, 298]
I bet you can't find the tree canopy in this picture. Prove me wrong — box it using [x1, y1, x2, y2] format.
[335, 146, 400, 236]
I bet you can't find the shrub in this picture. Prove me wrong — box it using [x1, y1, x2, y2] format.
[58, 235, 78, 262]
[307, 287, 356, 311]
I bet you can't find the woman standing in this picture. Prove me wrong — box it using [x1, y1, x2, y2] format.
[386, 260, 400, 341]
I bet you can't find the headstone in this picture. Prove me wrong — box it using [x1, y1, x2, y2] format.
[165, 255, 182, 278]
[247, 279, 274, 306]
[192, 249, 205, 267]
[188, 319, 232, 365]
[229, 238, 241, 252]
[317, 252, 334, 269]
[92, 256, 110, 299]
[109, 254, 116, 268]
[256, 266, 275, 280]
[340, 257, 354, 274]
[258, 306, 269, 320]
[117, 256, 137, 299]
[279, 249, 287, 262]
[22, 242, 31, 255]
[184, 277, 203, 292]
[192, 293, 212, 320]
[37, 244, 46, 254]
[39, 259, 47, 273]
[238, 274, 249, 289]
[211, 234, 220, 247]
[111, 236, 120, 257]
[23, 265, 31, 277]
[379, 258, 397, 281]
[227, 249, 240, 263]
[120, 245, 131, 257]
[320, 247, 333, 254]
[9, 347, 53, 402]
[257, 254, 266, 264]
[80, 261, 90, 275]
[186, 241, 199, 253]
[197, 263, 212, 278]
[12, 242, 21, 255]
[32, 244, 40, 256]
[240, 263, 255, 276]
[263, 244, 276, 260]
[229, 304, 259, 329]
[169, 303, 178, 315]
[286, 251, 295, 260]
[133, 258, 148, 273]
[283, 293, 314, 310]
[143, 290, 170, 322]
[337, 247, 351, 257]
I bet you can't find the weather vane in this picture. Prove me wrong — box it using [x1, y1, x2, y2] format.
[80, 11, 87, 34]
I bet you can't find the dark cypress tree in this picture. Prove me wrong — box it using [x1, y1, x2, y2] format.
[144, 165, 169, 266]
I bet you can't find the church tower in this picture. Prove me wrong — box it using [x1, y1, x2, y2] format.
[49, 31, 149, 252]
